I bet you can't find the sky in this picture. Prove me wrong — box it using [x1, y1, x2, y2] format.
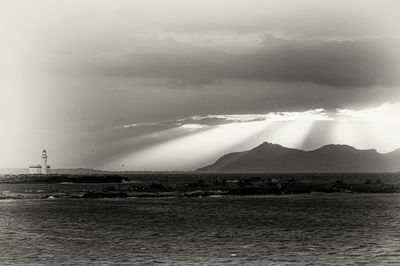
[1, 0, 400, 170]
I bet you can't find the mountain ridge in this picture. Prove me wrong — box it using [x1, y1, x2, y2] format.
[197, 143, 400, 173]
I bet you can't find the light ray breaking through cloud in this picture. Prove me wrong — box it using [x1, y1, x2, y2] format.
[333, 103, 400, 152]
[100, 103, 400, 170]
[104, 108, 331, 170]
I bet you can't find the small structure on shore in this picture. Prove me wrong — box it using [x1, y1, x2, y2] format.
[28, 150, 50, 175]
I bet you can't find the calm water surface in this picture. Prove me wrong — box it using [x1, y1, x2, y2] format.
[1, 194, 400, 265]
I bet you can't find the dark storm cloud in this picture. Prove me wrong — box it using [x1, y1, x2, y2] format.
[49, 36, 400, 88]
[232, 37, 400, 87]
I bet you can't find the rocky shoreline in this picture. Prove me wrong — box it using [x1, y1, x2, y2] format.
[1, 185, 398, 200]
[1, 173, 399, 199]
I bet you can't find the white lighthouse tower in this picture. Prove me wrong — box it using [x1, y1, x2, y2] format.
[41, 149, 48, 174]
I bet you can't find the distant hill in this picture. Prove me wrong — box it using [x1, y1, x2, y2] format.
[197, 143, 400, 172]
[52, 168, 109, 175]
[0, 168, 28, 175]
[0, 168, 108, 176]
[0, 167, 190, 176]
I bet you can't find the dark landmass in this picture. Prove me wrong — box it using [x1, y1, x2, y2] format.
[0, 168, 110, 175]
[0, 172, 400, 199]
[0, 174, 124, 183]
[2, 142, 400, 199]
[50, 168, 110, 175]
[197, 143, 400, 172]
[0, 167, 189, 176]
[2, 143, 398, 177]
[0, 168, 29, 175]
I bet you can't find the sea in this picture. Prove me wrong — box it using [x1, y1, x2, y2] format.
[1, 193, 400, 265]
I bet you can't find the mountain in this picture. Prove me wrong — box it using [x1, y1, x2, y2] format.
[197, 143, 400, 172]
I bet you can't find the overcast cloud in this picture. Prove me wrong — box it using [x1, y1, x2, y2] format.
[39, 36, 400, 88]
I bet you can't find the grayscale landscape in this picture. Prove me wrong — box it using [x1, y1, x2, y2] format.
[1, 0, 400, 265]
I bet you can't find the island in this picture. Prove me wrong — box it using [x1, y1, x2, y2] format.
[1, 172, 400, 199]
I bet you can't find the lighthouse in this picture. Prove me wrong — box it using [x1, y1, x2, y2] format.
[41, 149, 48, 174]
[28, 150, 51, 174]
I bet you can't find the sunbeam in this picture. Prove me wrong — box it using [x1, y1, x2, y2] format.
[98, 103, 400, 170]
[334, 103, 400, 152]
[332, 119, 375, 150]
[263, 119, 316, 149]
[106, 108, 331, 170]
[107, 120, 274, 170]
